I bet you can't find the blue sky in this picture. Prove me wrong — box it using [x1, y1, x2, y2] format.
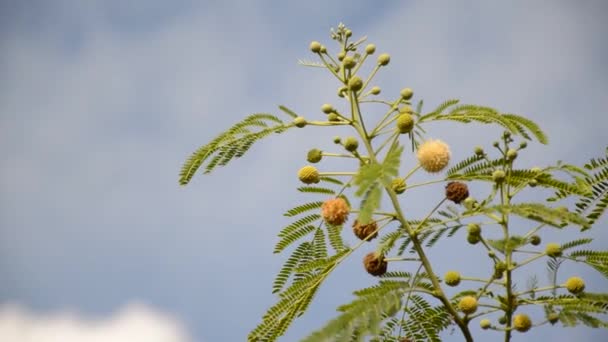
[1, 1, 607, 341]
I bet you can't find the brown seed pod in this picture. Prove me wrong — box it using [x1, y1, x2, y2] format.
[445, 182, 469, 204]
[352, 219, 378, 241]
[363, 252, 387, 276]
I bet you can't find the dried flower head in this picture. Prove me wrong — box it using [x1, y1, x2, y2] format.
[353, 219, 378, 241]
[298, 165, 320, 184]
[417, 139, 451, 173]
[363, 252, 387, 276]
[513, 314, 532, 332]
[458, 296, 478, 315]
[565, 276, 585, 294]
[321, 197, 349, 226]
[445, 182, 469, 204]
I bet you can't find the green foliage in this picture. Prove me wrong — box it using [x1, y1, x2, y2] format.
[179, 113, 289, 185]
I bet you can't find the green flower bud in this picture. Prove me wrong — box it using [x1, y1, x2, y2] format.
[545, 243, 562, 258]
[529, 179, 538, 187]
[327, 113, 339, 121]
[467, 223, 481, 236]
[529, 235, 541, 246]
[345, 29, 352, 38]
[519, 141, 528, 149]
[400, 105, 414, 114]
[365, 44, 376, 54]
[463, 197, 477, 210]
[492, 141, 500, 148]
[344, 137, 359, 152]
[348, 76, 363, 92]
[400, 88, 414, 100]
[506, 148, 518, 161]
[337, 86, 347, 97]
[531, 167, 542, 174]
[467, 233, 480, 245]
[503, 131, 512, 139]
[444, 271, 461, 287]
[337, 51, 346, 61]
[547, 313, 559, 324]
[474, 146, 484, 156]
[498, 316, 507, 325]
[370, 86, 381, 95]
[377, 53, 390, 66]
[565, 276, 585, 294]
[396, 114, 414, 134]
[343, 56, 356, 69]
[333, 136, 342, 144]
[492, 169, 506, 183]
[294, 116, 307, 128]
[494, 261, 507, 279]
[480, 319, 491, 330]
[307, 149, 323, 163]
[309, 41, 322, 53]
[320, 45, 327, 53]
[321, 103, 334, 114]
[391, 178, 407, 194]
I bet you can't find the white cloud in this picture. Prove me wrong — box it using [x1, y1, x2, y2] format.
[0, 303, 192, 342]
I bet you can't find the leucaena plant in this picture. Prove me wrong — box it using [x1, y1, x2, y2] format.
[180, 23, 608, 341]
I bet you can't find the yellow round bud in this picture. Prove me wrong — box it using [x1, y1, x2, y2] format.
[474, 146, 484, 156]
[391, 178, 407, 194]
[320, 45, 327, 53]
[337, 51, 346, 61]
[309, 41, 322, 53]
[400, 88, 414, 100]
[467, 234, 480, 245]
[321, 103, 333, 114]
[506, 148, 518, 160]
[298, 165, 320, 184]
[396, 114, 414, 134]
[344, 137, 359, 152]
[547, 312, 559, 324]
[444, 271, 461, 287]
[545, 243, 562, 258]
[480, 319, 491, 330]
[365, 44, 376, 54]
[400, 105, 414, 114]
[377, 53, 391, 66]
[467, 223, 481, 236]
[327, 113, 339, 122]
[565, 276, 585, 294]
[513, 314, 532, 332]
[416, 139, 451, 173]
[293, 116, 307, 128]
[348, 76, 363, 92]
[370, 86, 381, 95]
[343, 56, 356, 69]
[492, 169, 506, 183]
[458, 296, 478, 314]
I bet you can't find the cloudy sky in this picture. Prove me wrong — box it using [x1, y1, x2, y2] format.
[1, 1, 607, 341]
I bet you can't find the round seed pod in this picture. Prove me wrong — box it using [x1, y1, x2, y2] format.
[377, 53, 391, 66]
[565, 276, 585, 294]
[344, 137, 359, 152]
[363, 252, 387, 276]
[343, 56, 356, 69]
[309, 41, 322, 53]
[492, 169, 506, 183]
[467, 223, 481, 236]
[400, 88, 414, 100]
[445, 182, 469, 204]
[321, 197, 349, 226]
[396, 114, 414, 134]
[480, 319, 491, 330]
[444, 271, 461, 287]
[417, 140, 451, 173]
[298, 165, 320, 184]
[370, 86, 381, 95]
[294, 116, 307, 128]
[307, 149, 323, 163]
[529, 235, 541, 246]
[513, 314, 532, 332]
[458, 296, 478, 314]
[348, 76, 363, 92]
[365, 44, 376, 54]
[391, 178, 407, 194]
[353, 219, 378, 240]
[545, 243, 562, 257]
[321, 103, 333, 114]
